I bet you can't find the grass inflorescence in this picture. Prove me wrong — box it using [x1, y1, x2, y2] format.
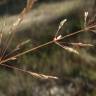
[0, 0, 96, 81]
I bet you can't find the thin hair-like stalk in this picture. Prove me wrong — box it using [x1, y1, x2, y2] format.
[1, 23, 96, 64]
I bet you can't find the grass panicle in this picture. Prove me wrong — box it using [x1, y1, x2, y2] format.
[0, 0, 96, 80]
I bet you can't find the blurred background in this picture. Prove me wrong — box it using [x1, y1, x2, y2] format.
[0, 0, 96, 96]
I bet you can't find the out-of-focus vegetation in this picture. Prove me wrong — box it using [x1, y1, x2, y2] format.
[0, 0, 96, 96]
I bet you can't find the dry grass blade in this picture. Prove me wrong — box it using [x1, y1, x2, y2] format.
[61, 46, 79, 55]
[70, 42, 94, 47]
[59, 42, 94, 47]
[0, 10, 96, 80]
[28, 71, 58, 79]
[0, 63, 58, 80]
[55, 41, 79, 55]
[21, 0, 37, 17]
[3, 40, 31, 59]
[59, 24, 96, 41]
[0, 40, 54, 64]
[16, 39, 31, 49]
[1, 23, 96, 64]
[1, 0, 36, 60]
[26, 0, 37, 12]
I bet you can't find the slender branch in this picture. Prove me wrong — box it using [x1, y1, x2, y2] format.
[0, 24, 96, 64]
[1, 0, 36, 60]
[0, 63, 58, 80]
[0, 40, 54, 64]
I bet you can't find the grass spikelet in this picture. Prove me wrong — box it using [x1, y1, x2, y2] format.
[55, 41, 79, 55]
[55, 19, 67, 38]
[0, 63, 58, 80]
[84, 11, 88, 29]
[58, 19, 67, 31]
[28, 71, 58, 80]
[70, 42, 94, 47]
